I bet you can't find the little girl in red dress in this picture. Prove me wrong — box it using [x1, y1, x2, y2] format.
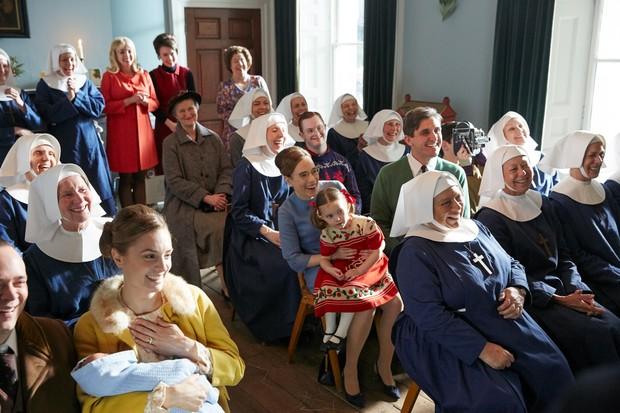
[310, 188, 398, 350]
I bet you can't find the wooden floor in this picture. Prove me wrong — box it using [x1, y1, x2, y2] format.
[201, 269, 435, 413]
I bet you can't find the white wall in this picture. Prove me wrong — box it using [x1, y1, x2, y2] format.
[399, 0, 497, 129]
[0, 0, 114, 88]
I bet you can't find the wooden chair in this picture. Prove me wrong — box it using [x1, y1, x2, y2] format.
[287, 273, 343, 393]
[400, 382, 422, 413]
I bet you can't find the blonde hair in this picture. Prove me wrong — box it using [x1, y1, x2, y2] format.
[107, 37, 140, 73]
[310, 187, 355, 230]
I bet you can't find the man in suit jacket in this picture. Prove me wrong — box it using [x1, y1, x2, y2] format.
[0, 240, 79, 412]
[370, 107, 470, 255]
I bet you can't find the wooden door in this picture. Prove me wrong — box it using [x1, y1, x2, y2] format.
[185, 7, 262, 135]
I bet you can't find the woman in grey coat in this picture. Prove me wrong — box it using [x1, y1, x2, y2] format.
[162, 91, 233, 293]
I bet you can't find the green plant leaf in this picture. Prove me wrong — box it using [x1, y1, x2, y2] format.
[439, 0, 457, 20]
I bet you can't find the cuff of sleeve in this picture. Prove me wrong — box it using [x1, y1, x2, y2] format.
[145, 382, 168, 413]
[192, 340, 214, 379]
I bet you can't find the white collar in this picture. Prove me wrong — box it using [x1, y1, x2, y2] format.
[288, 122, 303, 142]
[36, 218, 110, 262]
[333, 119, 368, 139]
[407, 219, 479, 242]
[5, 181, 30, 204]
[552, 175, 606, 205]
[483, 189, 542, 222]
[363, 141, 406, 163]
[0, 87, 21, 102]
[245, 147, 282, 177]
[407, 154, 438, 176]
[0, 329, 18, 356]
[43, 71, 87, 92]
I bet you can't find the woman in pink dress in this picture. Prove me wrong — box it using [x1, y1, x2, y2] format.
[215, 45, 268, 149]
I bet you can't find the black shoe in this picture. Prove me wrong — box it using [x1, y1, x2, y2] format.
[344, 391, 366, 409]
[324, 334, 346, 352]
[376, 362, 401, 400]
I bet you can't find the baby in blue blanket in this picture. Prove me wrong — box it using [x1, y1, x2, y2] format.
[71, 350, 224, 413]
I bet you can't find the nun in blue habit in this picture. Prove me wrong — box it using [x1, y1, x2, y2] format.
[0, 133, 61, 252]
[224, 113, 300, 342]
[35, 43, 116, 216]
[355, 109, 408, 214]
[0, 49, 43, 163]
[326, 93, 368, 168]
[476, 145, 620, 372]
[540, 131, 620, 316]
[485, 111, 557, 196]
[391, 170, 573, 413]
[23, 164, 118, 327]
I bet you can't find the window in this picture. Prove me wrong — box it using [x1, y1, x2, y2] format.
[298, 0, 364, 121]
[586, 0, 620, 177]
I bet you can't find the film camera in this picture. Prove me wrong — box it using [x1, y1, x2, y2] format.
[452, 121, 490, 156]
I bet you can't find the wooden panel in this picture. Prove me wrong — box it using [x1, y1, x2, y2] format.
[228, 18, 252, 40]
[196, 18, 221, 39]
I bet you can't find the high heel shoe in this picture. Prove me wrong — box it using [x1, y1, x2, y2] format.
[375, 362, 401, 400]
[343, 370, 365, 408]
[344, 391, 366, 409]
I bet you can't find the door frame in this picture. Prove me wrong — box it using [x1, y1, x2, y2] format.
[167, 0, 277, 94]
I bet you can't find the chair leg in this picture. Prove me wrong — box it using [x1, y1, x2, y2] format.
[288, 302, 312, 363]
[327, 349, 343, 393]
[401, 382, 421, 413]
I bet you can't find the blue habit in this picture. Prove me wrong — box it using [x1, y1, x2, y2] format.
[531, 165, 558, 196]
[550, 188, 620, 316]
[355, 147, 408, 214]
[326, 128, 360, 169]
[35, 79, 116, 216]
[605, 179, 620, 212]
[24, 245, 119, 327]
[224, 158, 300, 342]
[0, 189, 29, 252]
[0, 91, 42, 163]
[393, 222, 573, 413]
[476, 199, 620, 372]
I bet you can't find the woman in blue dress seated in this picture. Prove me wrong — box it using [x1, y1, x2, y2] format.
[0, 133, 60, 252]
[224, 112, 300, 343]
[485, 111, 557, 195]
[326, 94, 368, 168]
[23, 163, 118, 327]
[540, 131, 620, 317]
[0, 49, 43, 164]
[391, 170, 573, 412]
[476, 145, 620, 372]
[276, 145, 403, 407]
[355, 109, 407, 214]
[35, 43, 116, 216]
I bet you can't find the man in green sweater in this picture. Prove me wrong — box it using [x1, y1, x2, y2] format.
[370, 107, 469, 254]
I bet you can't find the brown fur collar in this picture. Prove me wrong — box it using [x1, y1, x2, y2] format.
[90, 274, 196, 335]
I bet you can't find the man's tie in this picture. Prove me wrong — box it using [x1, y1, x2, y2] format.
[0, 347, 18, 411]
[419, 165, 428, 175]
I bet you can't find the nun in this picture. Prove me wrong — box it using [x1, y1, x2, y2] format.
[485, 111, 557, 195]
[0, 133, 60, 252]
[227, 87, 272, 167]
[391, 170, 573, 412]
[23, 163, 118, 327]
[326, 93, 368, 168]
[275, 92, 308, 143]
[0, 48, 43, 163]
[224, 112, 300, 343]
[35, 43, 116, 216]
[475, 145, 620, 372]
[355, 109, 407, 214]
[540, 131, 620, 316]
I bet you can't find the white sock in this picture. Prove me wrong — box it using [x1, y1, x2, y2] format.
[329, 312, 354, 342]
[323, 312, 336, 343]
